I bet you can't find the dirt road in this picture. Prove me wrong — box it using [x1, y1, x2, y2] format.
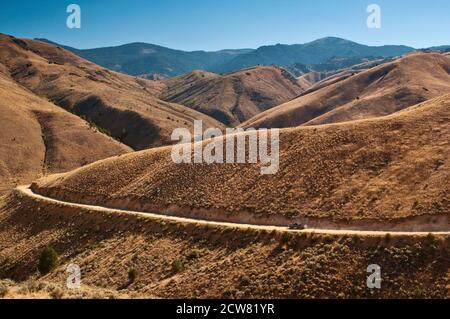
[17, 185, 450, 237]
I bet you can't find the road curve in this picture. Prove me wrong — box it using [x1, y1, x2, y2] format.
[17, 185, 450, 237]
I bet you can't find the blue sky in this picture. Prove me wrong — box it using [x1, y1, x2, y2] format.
[1, 0, 449, 51]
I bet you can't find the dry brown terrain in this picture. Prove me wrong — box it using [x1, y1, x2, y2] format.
[242, 53, 450, 129]
[0, 67, 131, 194]
[159, 66, 303, 126]
[0, 34, 223, 150]
[296, 57, 392, 90]
[31, 94, 449, 226]
[0, 192, 448, 299]
[0, 34, 448, 300]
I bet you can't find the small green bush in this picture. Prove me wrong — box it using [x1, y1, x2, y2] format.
[171, 259, 183, 273]
[280, 233, 292, 244]
[384, 233, 392, 243]
[239, 275, 251, 286]
[128, 268, 138, 283]
[38, 247, 58, 275]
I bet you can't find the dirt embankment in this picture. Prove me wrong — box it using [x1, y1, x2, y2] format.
[28, 184, 450, 232]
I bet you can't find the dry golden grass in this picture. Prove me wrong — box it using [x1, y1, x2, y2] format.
[0, 278, 145, 299]
[242, 53, 450, 129]
[159, 66, 303, 126]
[33, 94, 449, 224]
[0, 192, 448, 299]
[0, 67, 131, 194]
[0, 34, 223, 150]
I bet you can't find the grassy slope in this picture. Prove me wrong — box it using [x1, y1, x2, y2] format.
[160, 66, 303, 126]
[0, 68, 131, 194]
[0, 192, 448, 299]
[0, 34, 224, 150]
[33, 94, 449, 222]
[242, 53, 450, 129]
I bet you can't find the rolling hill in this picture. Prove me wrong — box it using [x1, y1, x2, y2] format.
[31, 94, 450, 227]
[0, 63, 131, 194]
[242, 53, 450, 129]
[159, 66, 304, 125]
[1, 190, 447, 298]
[0, 34, 223, 150]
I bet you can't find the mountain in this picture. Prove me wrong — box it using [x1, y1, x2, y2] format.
[242, 53, 450, 129]
[38, 37, 414, 78]
[32, 93, 450, 224]
[159, 66, 304, 126]
[37, 39, 253, 77]
[0, 56, 131, 194]
[0, 34, 223, 151]
[215, 37, 414, 73]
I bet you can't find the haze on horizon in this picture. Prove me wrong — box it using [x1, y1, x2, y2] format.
[1, 0, 449, 51]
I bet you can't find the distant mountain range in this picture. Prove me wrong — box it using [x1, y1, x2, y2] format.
[37, 39, 252, 78]
[37, 37, 417, 77]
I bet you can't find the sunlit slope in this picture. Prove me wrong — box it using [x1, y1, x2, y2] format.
[160, 66, 303, 126]
[0, 66, 131, 193]
[0, 34, 224, 150]
[242, 53, 450, 129]
[34, 95, 449, 221]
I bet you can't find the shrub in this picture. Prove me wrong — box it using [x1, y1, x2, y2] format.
[239, 275, 251, 286]
[0, 284, 9, 298]
[384, 233, 392, 243]
[128, 268, 138, 283]
[426, 233, 436, 242]
[187, 249, 201, 260]
[280, 233, 292, 245]
[49, 286, 64, 299]
[38, 247, 58, 275]
[171, 259, 183, 273]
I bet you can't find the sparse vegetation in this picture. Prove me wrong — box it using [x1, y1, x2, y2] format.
[128, 268, 138, 283]
[38, 247, 58, 275]
[280, 232, 292, 245]
[0, 283, 9, 298]
[187, 249, 201, 260]
[171, 259, 183, 273]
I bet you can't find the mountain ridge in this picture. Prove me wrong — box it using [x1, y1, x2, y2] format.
[37, 37, 416, 78]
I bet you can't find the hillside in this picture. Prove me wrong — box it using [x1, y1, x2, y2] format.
[159, 66, 304, 125]
[0, 34, 223, 150]
[31, 94, 449, 227]
[0, 64, 131, 194]
[242, 53, 450, 129]
[0, 191, 448, 298]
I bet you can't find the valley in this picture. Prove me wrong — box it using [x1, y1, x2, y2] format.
[0, 32, 448, 299]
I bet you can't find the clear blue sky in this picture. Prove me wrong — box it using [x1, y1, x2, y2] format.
[1, 0, 449, 51]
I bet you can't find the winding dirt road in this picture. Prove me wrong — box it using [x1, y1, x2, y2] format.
[17, 185, 450, 237]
